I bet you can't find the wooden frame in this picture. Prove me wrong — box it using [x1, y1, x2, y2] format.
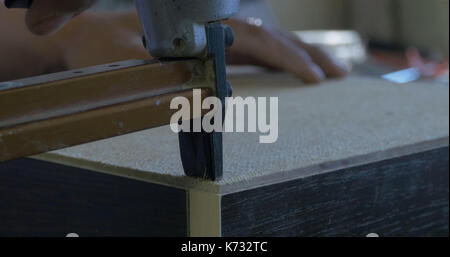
[0, 59, 213, 161]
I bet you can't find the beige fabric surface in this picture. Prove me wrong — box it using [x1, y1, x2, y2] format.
[38, 72, 449, 193]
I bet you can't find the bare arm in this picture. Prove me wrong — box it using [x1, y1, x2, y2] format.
[0, 5, 64, 81]
[1, 5, 347, 83]
[24, 0, 98, 35]
[0, 6, 146, 81]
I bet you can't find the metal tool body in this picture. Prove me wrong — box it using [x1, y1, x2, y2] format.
[2, 0, 239, 181]
[136, 0, 238, 180]
[136, 0, 239, 58]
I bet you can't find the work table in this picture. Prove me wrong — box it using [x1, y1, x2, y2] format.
[1, 71, 448, 236]
[37, 72, 448, 193]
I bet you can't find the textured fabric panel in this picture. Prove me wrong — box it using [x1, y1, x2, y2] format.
[44, 73, 449, 187]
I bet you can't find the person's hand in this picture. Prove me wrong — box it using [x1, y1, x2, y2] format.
[55, 13, 348, 83]
[224, 19, 348, 83]
[22, 8, 347, 84]
[25, 0, 98, 35]
[54, 11, 149, 69]
[5, 0, 348, 83]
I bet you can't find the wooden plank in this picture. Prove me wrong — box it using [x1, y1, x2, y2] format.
[221, 147, 449, 237]
[0, 158, 187, 236]
[0, 60, 192, 128]
[0, 88, 210, 162]
[0, 59, 214, 162]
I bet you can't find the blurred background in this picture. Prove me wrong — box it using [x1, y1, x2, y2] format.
[94, 0, 449, 84]
[94, 0, 449, 53]
[271, 0, 449, 55]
